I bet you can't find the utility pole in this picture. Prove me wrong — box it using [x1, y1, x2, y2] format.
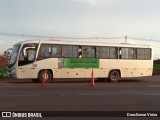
[125, 35, 127, 43]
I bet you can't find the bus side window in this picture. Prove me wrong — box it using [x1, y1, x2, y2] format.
[137, 48, 145, 59]
[134, 48, 137, 59]
[81, 46, 99, 58]
[137, 48, 151, 60]
[82, 46, 92, 58]
[63, 45, 79, 58]
[119, 48, 122, 59]
[128, 48, 134, 59]
[73, 46, 79, 58]
[93, 47, 100, 58]
[144, 48, 151, 60]
[120, 48, 135, 59]
[39, 45, 51, 58]
[115, 47, 118, 58]
[101, 47, 118, 59]
[51, 45, 61, 58]
[78, 46, 82, 58]
[110, 47, 117, 59]
[101, 47, 109, 59]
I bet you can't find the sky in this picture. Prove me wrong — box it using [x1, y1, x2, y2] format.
[0, 0, 160, 59]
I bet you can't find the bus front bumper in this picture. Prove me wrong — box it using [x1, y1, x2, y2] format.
[7, 69, 16, 79]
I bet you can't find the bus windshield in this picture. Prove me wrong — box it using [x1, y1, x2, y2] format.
[8, 44, 21, 67]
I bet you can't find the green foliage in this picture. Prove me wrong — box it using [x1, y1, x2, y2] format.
[0, 66, 8, 79]
[153, 64, 160, 75]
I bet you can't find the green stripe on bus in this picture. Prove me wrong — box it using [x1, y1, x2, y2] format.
[64, 58, 99, 68]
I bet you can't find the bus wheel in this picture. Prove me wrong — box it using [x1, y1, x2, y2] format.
[108, 70, 120, 82]
[38, 70, 52, 83]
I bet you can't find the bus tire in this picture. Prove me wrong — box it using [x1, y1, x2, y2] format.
[108, 70, 120, 82]
[38, 70, 52, 83]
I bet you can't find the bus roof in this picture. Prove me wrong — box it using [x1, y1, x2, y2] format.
[14, 39, 151, 48]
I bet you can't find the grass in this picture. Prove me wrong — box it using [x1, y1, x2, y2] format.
[153, 64, 160, 75]
[0, 65, 8, 79]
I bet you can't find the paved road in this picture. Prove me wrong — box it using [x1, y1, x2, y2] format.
[1, 87, 160, 111]
[0, 75, 160, 88]
[0, 76, 160, 119]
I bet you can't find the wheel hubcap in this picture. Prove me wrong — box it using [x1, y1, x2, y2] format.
[42, 73, 48, 80]
[112, 73, 117, 80]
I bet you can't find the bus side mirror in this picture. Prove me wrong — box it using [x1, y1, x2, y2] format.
[28, 49, 36, 61]
[23, 47, 35, 59]
[23, 49, 27, 58]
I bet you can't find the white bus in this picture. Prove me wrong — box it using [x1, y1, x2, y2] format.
[8, 39, 153, 82]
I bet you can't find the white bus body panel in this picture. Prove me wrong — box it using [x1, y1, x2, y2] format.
[16, 58, 152, 79]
